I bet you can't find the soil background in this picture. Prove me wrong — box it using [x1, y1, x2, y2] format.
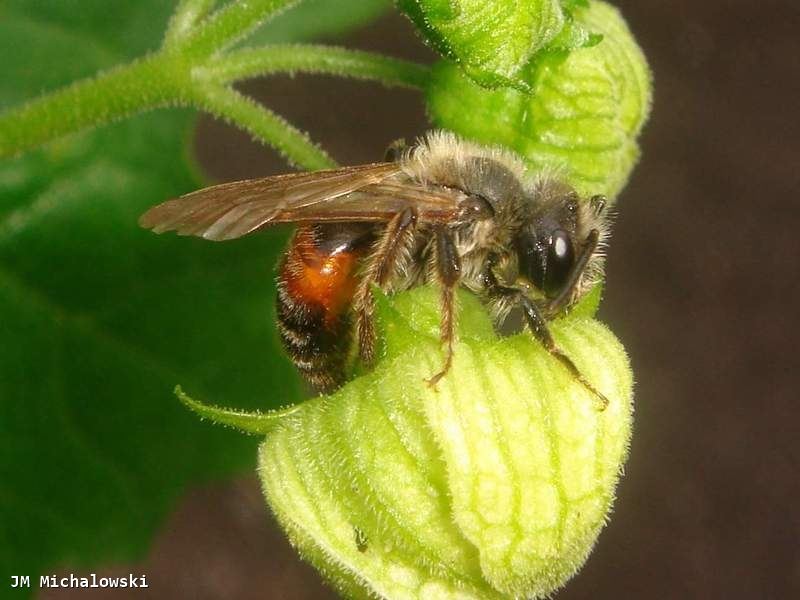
[41, 1, 800, 598]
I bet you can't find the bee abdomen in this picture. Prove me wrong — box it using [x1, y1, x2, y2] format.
[275, 287, 352, 392]
[276, 225, 373, 393]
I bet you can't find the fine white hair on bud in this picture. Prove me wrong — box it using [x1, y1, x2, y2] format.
[258, 287, 633, 599]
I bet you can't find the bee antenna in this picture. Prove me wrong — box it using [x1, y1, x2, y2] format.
[590, 194, 607, 215]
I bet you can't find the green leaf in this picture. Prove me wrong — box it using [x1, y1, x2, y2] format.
[0, 1, 307, 585]
[246, 0, 390, 44]
[426, 0, 653, 200]
[0, 1, 176, 64]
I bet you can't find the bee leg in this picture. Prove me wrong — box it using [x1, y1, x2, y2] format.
[426, 226, 462, 387]
[518, 295, 609, 410]
[353, 207, 418, 365]
[383, 138, 408, 162]
[545, 228, 600, 317]
[483, 266, 608, 410]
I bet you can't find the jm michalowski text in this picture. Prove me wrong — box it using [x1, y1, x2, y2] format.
[10, 573, 148, 588]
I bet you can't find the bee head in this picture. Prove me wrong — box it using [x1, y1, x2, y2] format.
[514, 183, 606, 299]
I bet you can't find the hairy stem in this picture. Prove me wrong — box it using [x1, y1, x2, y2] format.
[199, 44, 431, 88]
[0, 55, 190, 159]
[0, 0, 427, 169]
[164, 0, 220, 46]
[192, 84, 336, 169]
[180, 0, 300, 57]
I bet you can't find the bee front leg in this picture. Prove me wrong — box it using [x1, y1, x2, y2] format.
[482, 263, 609, 410]
[353, 207, 418, 365]
[426, 226, 462, 387]
[519, 295, 609, 410]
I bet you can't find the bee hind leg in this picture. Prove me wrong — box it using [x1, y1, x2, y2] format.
[425, 226, 461, 388]
[353, 207, 418, 365]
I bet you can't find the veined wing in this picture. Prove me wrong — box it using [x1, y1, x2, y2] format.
[139, 163, 462, 241]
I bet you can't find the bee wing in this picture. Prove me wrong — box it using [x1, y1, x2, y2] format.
[139, 163, 461, 241]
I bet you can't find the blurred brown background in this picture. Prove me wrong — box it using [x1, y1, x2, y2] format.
[42, 0, 800, 598]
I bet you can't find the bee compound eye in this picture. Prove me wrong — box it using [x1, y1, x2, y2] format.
[544, 229, 574, 296]
[551, 230, 571, 260]
[515, 231, 545, 290]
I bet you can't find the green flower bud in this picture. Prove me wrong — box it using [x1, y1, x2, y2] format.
[396, 0, 596, 89]
[253, 287, 633, 599]
[426, 0, 653, 200]
[176, 5, 650, 597]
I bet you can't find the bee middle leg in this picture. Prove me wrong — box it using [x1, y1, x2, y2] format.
[353, 207, 418, 364]
[425, 226, 462, 387]
[483, 265, 609, 410]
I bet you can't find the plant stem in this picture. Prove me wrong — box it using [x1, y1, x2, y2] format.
[181, 0, 300, 57]
[0, 55, 189, 159]
[193, 84, 336, 170]
[0, 3, 428, 167]
[164, 0, 221, 47]
[200, 44, 431, 89]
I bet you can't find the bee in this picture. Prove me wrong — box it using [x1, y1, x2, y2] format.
[139, 131, 610, 407]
